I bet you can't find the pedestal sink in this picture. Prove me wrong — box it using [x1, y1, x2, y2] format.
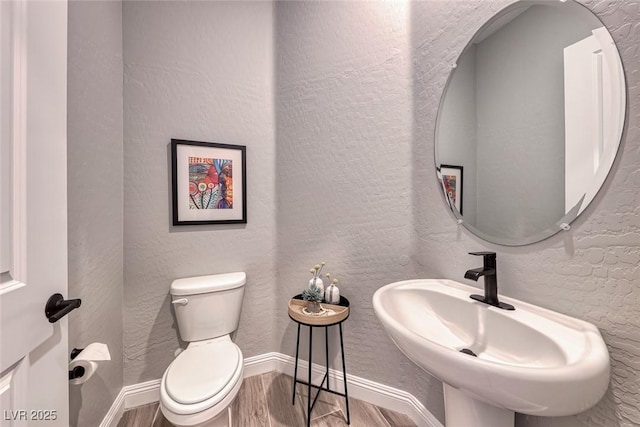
[372, 279, 609, 427]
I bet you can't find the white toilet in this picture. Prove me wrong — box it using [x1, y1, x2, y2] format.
[160, 272, 246, 427]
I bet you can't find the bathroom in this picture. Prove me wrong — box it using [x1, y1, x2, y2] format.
[1, 0, 638, 426]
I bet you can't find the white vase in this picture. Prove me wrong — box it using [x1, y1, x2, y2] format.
[308, 277, 324, 293]
[324, 284, 340, 304]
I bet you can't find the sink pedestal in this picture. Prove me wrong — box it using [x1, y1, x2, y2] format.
[444, 384, 514, 427]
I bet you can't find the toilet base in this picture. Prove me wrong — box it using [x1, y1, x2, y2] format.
[162, 407, 231, 427]
[208, 407, 231, 427]
[197, 407, 232, 427]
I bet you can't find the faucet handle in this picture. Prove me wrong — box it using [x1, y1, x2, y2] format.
[469, 251, 496, 268]
[469, 251, 496, 257]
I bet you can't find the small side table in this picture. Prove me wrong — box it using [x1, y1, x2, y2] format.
[288, 295, 351, 426]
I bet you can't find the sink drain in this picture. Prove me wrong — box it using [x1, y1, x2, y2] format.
[460, 348, 478, 357]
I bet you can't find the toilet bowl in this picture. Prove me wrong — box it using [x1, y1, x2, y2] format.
[160, 336, 244, 427]
[159, 273, 246, 427]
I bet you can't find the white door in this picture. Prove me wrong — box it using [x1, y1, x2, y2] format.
[1, 1, 69, 425]
[564, 27, 625, 216]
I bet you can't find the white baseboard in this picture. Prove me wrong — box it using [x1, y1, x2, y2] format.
[243, 351, 282, 378]
[99, 379, 161, 427]
[272, 353, 442, 427]
[101, 352, 442, 427]
[99, 389, 125, 427]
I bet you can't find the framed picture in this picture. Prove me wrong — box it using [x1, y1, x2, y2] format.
[439, 164, 463, 215]
[171, 139, 246, 225]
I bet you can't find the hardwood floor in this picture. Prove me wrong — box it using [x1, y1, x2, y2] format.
[117, 371, 416, 427]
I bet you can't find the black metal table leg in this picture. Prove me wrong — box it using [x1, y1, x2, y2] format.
[292, 323, 301, 405]
[289, 295, 350, 426]
[325, 326, 330, 391]
[340, 323, 350, 424]
[307, 327, 313, 427]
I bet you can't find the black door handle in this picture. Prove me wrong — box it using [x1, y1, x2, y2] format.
[45, 293, 81, 323]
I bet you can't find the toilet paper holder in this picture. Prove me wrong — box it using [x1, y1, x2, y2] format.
[69, 348, 85, 380]
[70, 347, 83, 360]
[69, 366, 85, 381]
[68, 343, 111, 383]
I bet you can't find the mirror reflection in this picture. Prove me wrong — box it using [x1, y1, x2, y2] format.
[435, 0, 625, 246]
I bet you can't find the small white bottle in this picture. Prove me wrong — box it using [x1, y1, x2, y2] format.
[324, 280, 340, 304]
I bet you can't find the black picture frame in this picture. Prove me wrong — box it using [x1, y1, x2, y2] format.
[171, 139, 247, 225]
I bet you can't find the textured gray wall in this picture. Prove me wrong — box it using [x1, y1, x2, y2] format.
[122, 1, 276, 385]
[413, 1, 640, 426]
[274, 0, 446, 420]
[117, 1, 640, 426]
[67, 2, 124, 426]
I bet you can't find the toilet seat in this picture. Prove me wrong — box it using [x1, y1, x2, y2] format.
[166, 340, 240, 405]
[160, 339, 243, 418]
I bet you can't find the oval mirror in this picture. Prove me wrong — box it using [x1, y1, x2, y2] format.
[435, 0, 626, 246]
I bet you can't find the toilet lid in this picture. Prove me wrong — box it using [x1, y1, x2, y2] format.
[165, 341, 241, 405]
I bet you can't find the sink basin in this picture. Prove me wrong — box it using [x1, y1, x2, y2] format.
[373, 279, 609, 425]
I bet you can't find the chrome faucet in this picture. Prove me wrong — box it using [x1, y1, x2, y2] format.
[465, 252, 514, 310]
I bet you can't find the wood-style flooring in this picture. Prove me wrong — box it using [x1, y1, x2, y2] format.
[117, 371, 416, 427]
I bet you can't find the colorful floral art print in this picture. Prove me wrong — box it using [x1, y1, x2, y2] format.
[172, 139, 246, 225]
[188, 157, 233, 210]
[439, 165, 463, 215]
[442, 174, 457, 206]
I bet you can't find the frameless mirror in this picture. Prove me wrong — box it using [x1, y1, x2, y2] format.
[435, 0, 625, 246]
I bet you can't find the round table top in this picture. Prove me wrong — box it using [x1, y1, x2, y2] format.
[288, 295, 350, 326]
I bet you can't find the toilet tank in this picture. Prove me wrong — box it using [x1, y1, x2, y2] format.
[170, 272, 246, 342]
